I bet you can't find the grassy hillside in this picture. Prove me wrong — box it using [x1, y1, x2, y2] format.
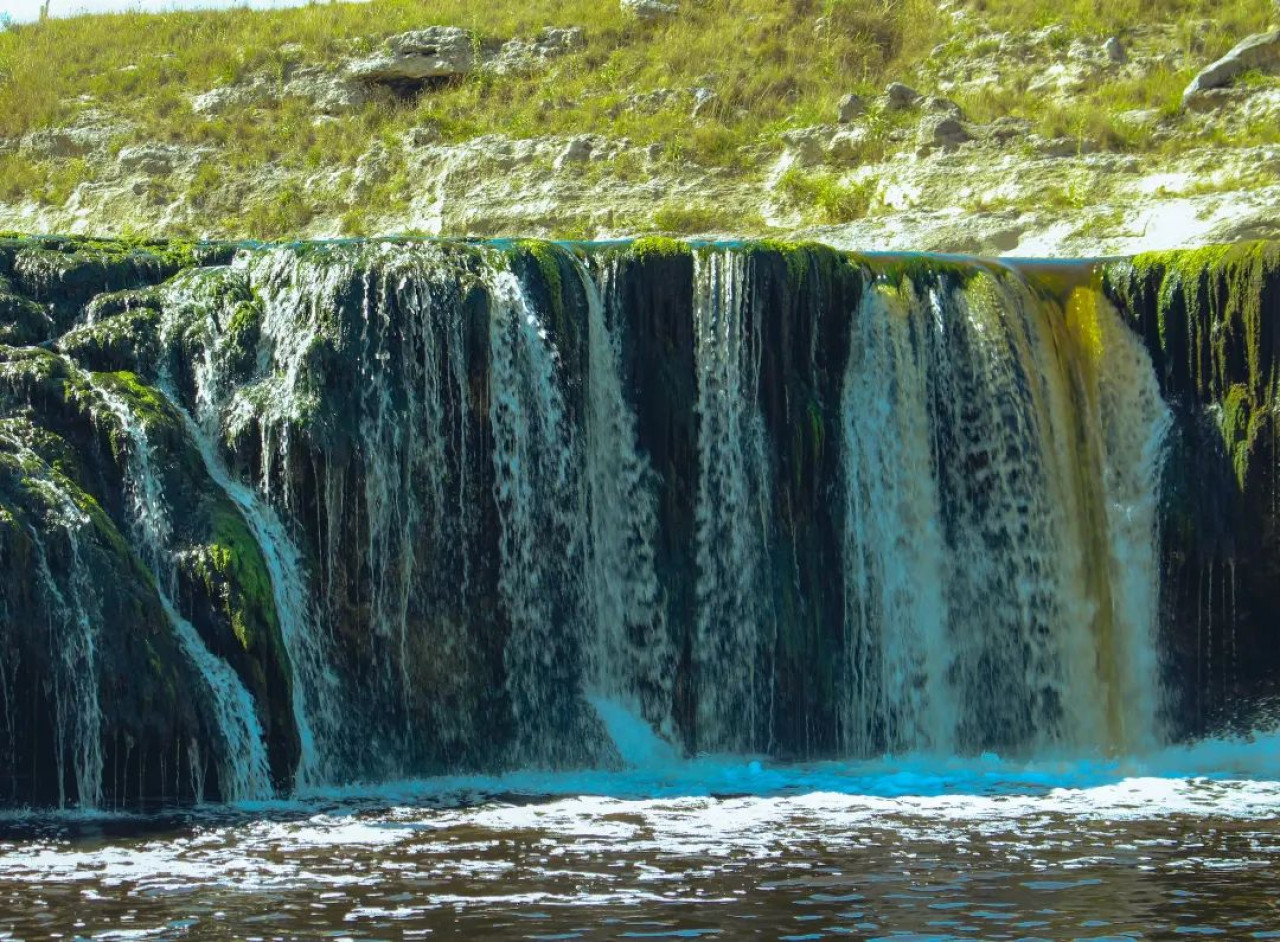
[0, 0, 1274, 239]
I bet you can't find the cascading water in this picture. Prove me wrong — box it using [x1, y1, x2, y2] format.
[692, 250, 776, 754]
[0, 426, 104, 808]
[836, 270, 1170, 756]
[87, 373, 273, 802]
[580, 259, 673, 745]
[5, 235, 1247, 812]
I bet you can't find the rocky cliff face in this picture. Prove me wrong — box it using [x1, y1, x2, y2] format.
[0, 235, 1277, 808]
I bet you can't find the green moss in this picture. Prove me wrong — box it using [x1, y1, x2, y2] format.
[89, 370, 177, 430]
[199, 503, 281, 656]
[515, 240, 564, 318]
[629, 237, 690, 260]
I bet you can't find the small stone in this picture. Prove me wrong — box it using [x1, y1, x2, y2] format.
[406, 125, 442, 147]
[117, 143, 183, 175]
[554, 137, 594, 169]
[837, 93, 867, 124]
[923, 96, 964, 118]
[622, 0, 679, 21]
[1183, 30, 1280, 106]
[781, 126, 832, 166]
[884, 82, 923, 111]
[1104, 36, 1127, 64]
[691, 87, 717, 117]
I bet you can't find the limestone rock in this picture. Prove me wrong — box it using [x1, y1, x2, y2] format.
[884, 82, 923, 111]
[622, 0, 679, 21]
[918, 114, 972, 151]
[690, 86, 717, 117]
[827, 128, 870, 161]
[924, 96, 964, 118]
[19, 126, 107, 158]
[349, 26, 476, 87]
[491, 27, 586, 75]
[554, 137, 594, 169]
[781, 126, 834, 166]
[1183, 30, 1280, 106]
[837, 93, 867, 124]
[117, 143, 186, 175]
[1104, 36, 1127, 64]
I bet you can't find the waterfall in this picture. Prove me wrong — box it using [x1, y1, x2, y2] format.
[486, 261, 596, 764]
[0, 426, 104, 808]
[692, 251, 776, 753]
[88, 375, 274, 801]
[836, 268, 1170, 755]
[840, 280, 954, 755]
[1, 237, 1211, 809]
[581, 259, 672, 745]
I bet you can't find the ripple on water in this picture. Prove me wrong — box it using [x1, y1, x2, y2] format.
[0, 740, 1279, 938]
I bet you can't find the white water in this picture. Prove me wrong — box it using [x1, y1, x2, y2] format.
[841, 281, 954, 755]
[486, 262, 592, 764]
[0, 426, 104, 809]
[692, 251, 775, 753]
[835, 271, 1170, 756]
[580, 259, 672, 742]
[166, 395, 335, 788]
[87, 376, 273, 801]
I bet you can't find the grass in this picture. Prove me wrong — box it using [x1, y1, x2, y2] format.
[0, 0, 1275, 237]
[776, 168, 878, 224]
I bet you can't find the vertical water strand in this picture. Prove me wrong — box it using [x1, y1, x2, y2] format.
[2, 426, 104, 808]
[165, 398, 337, 787]
[839, 279, 954, 755]
[356, 263, 419, 739]
[693, 250, 774, 753]
[355, 249, 480, 765]
[1065, 287, 1172, 749]
[486, 260, 592, 766]
[88, 376, 273, 801]
[577, 256, 674, 742]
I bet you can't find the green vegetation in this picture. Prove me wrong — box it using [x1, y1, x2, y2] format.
[776, 168, 877, 223]
[0, 0, 1275, 237]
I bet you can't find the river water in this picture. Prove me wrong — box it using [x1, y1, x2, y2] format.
[2, 733, 1279, 940]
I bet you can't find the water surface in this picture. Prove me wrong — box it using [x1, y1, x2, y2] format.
[3, 734, 1279, 940]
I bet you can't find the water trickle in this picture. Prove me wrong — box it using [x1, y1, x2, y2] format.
[87, 375, 273, 801]
[486, 261, 594, 765]
[580, 258, 672, 743]
[1, 427, 104, 808]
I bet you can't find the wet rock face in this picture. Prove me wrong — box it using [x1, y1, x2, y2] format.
[1103, 243, 1280, 734]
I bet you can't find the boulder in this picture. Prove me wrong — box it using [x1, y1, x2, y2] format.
[622, 0, 679, 21]
[1183, 30, 1280, 106]
[827, 127, 870, 161]
[117, 143, 186, 176]
[349, 26, 476, 88]
[837, 93, 867, 123]
[19, 126, 107, 159]
[884, 82, 923, 111]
